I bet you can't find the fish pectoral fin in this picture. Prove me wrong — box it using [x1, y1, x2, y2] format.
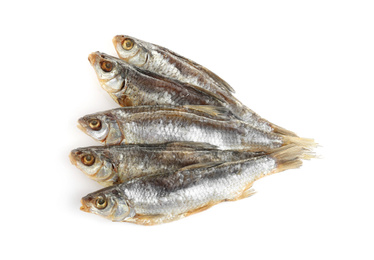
[126, 214, 184, 226]
[126, 214, 164, 226]
[178, 161, 225, 172]
[164, 141, 218, 150]
[181, 82, 225, 103]
[183, 105, 237, 121]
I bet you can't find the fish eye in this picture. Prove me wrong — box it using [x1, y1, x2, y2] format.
[81, 154, 95, 166]
[100, 60, 113, 72]
[89, 119, 102, 131]
[122, 38, 134, 50]
[95, 196, 107, 209]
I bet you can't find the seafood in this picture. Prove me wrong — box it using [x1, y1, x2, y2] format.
[112, 36, 296, 136]
[112, 35, 235, 95]
[70, 142, 265, 186]
[80, 145, 305, 225]
[77, 105, 314, 151]
[88, 52, 225, 108]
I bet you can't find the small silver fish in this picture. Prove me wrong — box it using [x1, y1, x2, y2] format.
[70, 142, 265, 186]
[77, 105, 314, 151]
[112, 35, 297, 136]
[112, 35, 235, 95]
[88, 52, 226, 108]
[80, 145, 305, 225]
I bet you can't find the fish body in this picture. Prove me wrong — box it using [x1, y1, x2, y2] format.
[88, 52, 225, 108]
[111, 36, 296, 136]
[80, 145, 304, 225]
[112, 35, 235, 95]
[77, 105, 296, 151]
[70, 142, 265, 186]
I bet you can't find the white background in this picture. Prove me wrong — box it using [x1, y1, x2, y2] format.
[1, 1, 373, 259]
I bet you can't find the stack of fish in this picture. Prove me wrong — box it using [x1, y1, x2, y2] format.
[70, 35, 316, 225]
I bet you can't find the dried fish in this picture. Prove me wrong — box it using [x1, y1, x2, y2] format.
[112, 35, 235, 95]
[77, 105, 314, 151]
[80, 145, 305, 225]
[70, 142, 265, 186]
[112, 36, 296, 136]
[88, 52, 225, 108]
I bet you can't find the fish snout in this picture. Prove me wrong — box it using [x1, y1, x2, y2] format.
[80, 199, 91, 213]
[69, 151, 78, 166]
[77, 118, 88, 134]
[88, 53, 97, 65]
[112, 35, 124, 46]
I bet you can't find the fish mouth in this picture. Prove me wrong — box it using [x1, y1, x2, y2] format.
[88, 53, 97, 65]
[77, 122, 87, 134]
[112, 35, 123, 46]
[68, 152, 78, 166]
[80, 199, 91, 213]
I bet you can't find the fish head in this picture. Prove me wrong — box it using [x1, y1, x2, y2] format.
[69, 147, 118, 186]
[77, 112, 123, 145]
[88, 52, 128, 93]
[80, 187, 135, 222]
[112, 35, 149, 67]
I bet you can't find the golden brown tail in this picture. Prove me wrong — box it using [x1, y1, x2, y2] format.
[269, 144, 315, 173]
[282, 135, 318, 150]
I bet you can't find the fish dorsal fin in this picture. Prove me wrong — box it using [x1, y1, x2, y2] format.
[183, 105, 238, 121]
[164, 141, 218, 151]
[184, 61, 235, 94]
[155, 45, 235, 94]
[131, 63, 226, 104]
[178, 161, 225, 172]
[178, 81, 225, 103]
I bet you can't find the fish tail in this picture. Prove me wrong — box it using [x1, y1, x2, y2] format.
[282, 135, 318, 150]
[269, 145, 307, 173]
[300, 149, 318, 160]
[276, 158, 303, 173]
